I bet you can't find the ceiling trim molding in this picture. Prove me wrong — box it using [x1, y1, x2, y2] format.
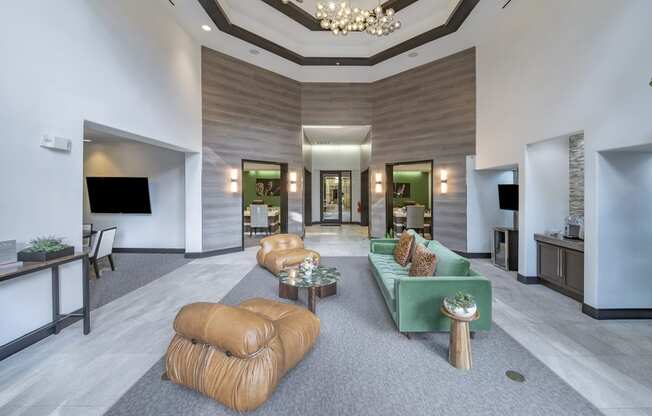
[258, 0, 420, 32]
[197, 0, 479, 66]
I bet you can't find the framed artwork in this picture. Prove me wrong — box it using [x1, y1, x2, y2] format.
[393, 182, 411, 198]
[255, 178, 281, 197]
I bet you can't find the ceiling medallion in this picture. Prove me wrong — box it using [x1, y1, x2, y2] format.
[315, 2, 402, 37]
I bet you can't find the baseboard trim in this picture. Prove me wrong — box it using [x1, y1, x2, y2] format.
[454, 251, 491, 259]
[310, 221, 362, 226]
[0, 308, 83, 361]
[582, 304, 652, 320]
[517, 273, 540, 285]
[113, 248, 185, 254]
[184, 246, 243, 259]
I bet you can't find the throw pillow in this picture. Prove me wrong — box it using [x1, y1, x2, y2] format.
[409, 244, 437, 276]
[393, 232, 415, 267]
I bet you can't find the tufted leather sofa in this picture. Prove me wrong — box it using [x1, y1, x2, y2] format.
[165, 298, 320, 412]
[257, 234, 320, 275]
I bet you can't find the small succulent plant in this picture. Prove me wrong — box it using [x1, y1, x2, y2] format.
[24, 236, 69, 253]
[445, 291, 476, 313]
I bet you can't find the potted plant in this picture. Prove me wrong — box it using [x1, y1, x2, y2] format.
[17, 236, 74, 262]
[299, 256, 318, 278]
[443, 291, 477, 319]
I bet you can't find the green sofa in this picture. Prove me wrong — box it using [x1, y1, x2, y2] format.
[368, 232, 492, 334]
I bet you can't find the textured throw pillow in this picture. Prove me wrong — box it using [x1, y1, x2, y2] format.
[393, 232, 415, 267]
[409, 244, 437, 276]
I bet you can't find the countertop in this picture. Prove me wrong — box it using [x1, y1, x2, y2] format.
[534, 233, 584, 252]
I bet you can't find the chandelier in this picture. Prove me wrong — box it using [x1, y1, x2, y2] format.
[315, 2, 402, 37]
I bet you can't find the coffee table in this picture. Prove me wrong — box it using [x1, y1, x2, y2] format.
[276, 266, 340, 314]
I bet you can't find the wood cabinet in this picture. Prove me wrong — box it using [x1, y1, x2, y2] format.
[535, 234, 584, 301]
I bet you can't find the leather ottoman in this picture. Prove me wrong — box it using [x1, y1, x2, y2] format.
[257, 234, 320, 275]
[165, 298, 320, 411]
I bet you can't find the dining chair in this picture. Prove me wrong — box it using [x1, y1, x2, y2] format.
[82, 223, 93, 249]
[89, 226, 117, 278]
[406, 205, 425, 236]
[250, 205, 270, 236]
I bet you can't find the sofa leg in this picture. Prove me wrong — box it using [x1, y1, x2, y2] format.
[402, 332, 412, 340]
[470, 331, 476, 339]
[161, 371, 170, 381]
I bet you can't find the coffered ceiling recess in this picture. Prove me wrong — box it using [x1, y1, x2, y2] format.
[196, 0, 479, 66]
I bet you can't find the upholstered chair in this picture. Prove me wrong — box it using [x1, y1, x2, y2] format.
[256, 234, 320, 275]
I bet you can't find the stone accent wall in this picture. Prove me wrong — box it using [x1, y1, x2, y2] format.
[569, 133, 585, 216]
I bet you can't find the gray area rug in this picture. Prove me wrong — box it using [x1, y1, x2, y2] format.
[106, 257, 600, 416]
[90, 253, 191, 310]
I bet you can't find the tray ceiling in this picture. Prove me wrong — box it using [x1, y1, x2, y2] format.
[196, 0, 479, 66]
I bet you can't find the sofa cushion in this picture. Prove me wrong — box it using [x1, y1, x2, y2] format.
[393, 232, 415, 266]
[409, 244, 437, 276]
[407, 229, 430, 248]
[369, 253, 410, 306]
[427, 241, 470, 277]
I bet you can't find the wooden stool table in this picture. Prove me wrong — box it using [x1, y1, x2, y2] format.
[440, 307, 480, 370]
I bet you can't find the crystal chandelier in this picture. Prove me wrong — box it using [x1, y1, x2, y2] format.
[315, 1, 402, 37]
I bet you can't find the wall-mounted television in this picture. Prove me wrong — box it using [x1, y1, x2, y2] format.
[87, 177, 152, 214]
[498, 184, 519, 211]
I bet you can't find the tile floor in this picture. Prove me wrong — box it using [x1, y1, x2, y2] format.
[0, 225, 650, 415]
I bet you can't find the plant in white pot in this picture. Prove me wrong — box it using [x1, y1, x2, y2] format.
[443, 291, 477, 319]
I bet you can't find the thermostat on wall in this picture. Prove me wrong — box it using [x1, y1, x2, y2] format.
[41, 134, 71, 152]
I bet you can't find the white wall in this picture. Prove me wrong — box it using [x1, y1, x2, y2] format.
[0, 0, 201, 346]
[84, 140, 186, 249]
[465, 156, 514, 253]
[597, 151, 652, 308]
[521, 137, 570, 277]
[310, 145, 362, 223]
[0, 0, 201, 250]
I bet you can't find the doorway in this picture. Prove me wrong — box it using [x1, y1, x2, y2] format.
[241, 160, 288, 249]
[385, 161, 434, 237]
[320, 170, 352, 225]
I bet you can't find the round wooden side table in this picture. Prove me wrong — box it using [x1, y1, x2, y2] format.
[440, 307, 480, 370]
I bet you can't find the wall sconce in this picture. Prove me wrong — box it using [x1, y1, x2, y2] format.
[289, 171, 297, 193]
[440, 169, 448, 194]
[230, 169, 238, 193]
[375, 172, 383, 194]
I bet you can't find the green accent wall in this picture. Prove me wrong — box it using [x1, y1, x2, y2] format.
[244, 170, 281, 208]
[393, 171, 431, 208]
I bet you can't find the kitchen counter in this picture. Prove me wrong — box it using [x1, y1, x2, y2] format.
[534, 233, 584, 252]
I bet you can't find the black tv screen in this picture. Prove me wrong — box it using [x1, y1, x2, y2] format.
[87, 177, 152, 214]
[498, 184, 519, 211]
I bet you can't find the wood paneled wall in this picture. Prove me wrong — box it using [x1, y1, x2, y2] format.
[370, 48, 476, 250]
[202, 48, 303, 251]
[201, 47, 475, 252]
[301, 83, 373, 126]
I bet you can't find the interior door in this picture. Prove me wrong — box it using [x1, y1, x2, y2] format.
[320, 171, 342, 224]
[304, 169, 312, 226]
[361, 169, 369, 226]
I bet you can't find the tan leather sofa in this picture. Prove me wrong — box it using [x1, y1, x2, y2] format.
[257, 234, 320, 275]
[165, 298, 320, 412]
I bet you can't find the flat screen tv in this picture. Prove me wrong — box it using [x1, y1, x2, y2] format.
[87, 177, 152, 214]
[498, 184, 519, 211]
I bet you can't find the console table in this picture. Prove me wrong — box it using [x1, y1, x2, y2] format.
[0, 253, 90, 360]
[534, 234, 584, 301]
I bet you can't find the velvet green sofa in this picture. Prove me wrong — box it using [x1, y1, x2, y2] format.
[368, 233, 492, 334]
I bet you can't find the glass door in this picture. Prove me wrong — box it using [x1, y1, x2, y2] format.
[321, 172, 341, 223]
[320, 171, 352, 224]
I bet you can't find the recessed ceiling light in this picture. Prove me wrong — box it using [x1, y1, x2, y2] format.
[336, 62, 341, 66]
[83, 139, 92, 143]
[249, 49, 260, 55]
[201, 25, 212, 32]
[408, 52, 418, 58]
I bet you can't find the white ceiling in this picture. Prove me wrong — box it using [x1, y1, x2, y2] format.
[167, 0, 493, 83]
[217, 0, 458, 57]
[303, 125, 371, 144]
